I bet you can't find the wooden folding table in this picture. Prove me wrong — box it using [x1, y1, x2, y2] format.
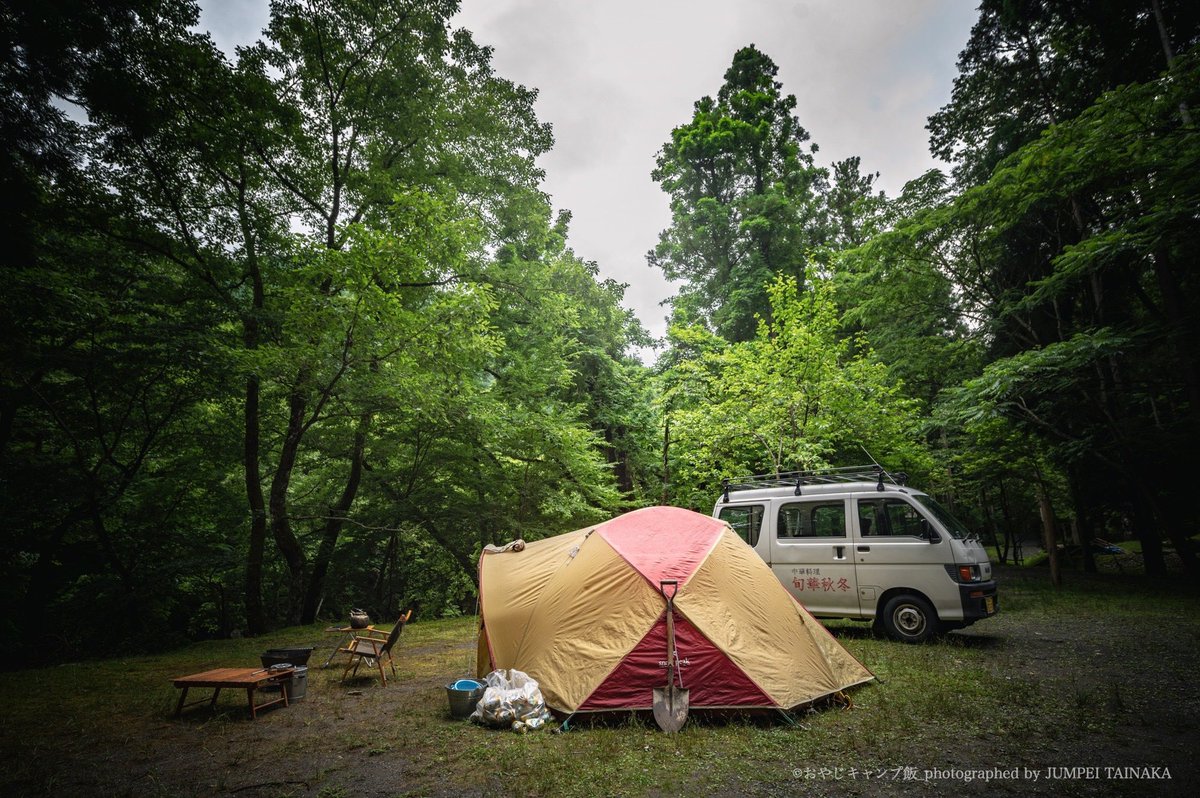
[172, 667, 295, 720]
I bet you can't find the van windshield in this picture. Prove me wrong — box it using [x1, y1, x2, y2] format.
[912, 494, 970, 540]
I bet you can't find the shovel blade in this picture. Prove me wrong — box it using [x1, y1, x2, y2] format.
[652, 685, 689, 732]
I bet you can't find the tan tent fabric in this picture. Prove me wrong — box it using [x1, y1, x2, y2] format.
[476, 506, 874, 714]
[504, 531, 664, 709]
[677, 530, 874, 707]
[477, 530, 588, 670]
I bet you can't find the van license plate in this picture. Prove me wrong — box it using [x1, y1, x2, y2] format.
[985, 597, 995, 614]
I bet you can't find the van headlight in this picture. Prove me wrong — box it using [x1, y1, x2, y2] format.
[957, 564, 981, 583]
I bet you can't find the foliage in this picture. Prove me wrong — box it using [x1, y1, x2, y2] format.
[649, 9, 1200, 584]
[833, 170, 984, 407]
[0, 0, 656, 661]
[930, 50, 1200, 576]
[928, 0, 1200, 185]
[5, 0, 1200, 665]
[661, 277, 930, 510]
[649, 45, 829, 342]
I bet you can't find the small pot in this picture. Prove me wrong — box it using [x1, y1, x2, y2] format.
[349, 609, 370, 629]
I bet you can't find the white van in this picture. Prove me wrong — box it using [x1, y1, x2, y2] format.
[712, 466, 997, 642]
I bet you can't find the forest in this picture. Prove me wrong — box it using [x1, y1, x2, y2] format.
[2, 0, 1198, 665]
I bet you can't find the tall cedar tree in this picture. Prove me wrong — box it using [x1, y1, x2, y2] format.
[650, 45, 828, 342]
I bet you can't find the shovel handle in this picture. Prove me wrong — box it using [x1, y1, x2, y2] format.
[659, 579, 678, 603]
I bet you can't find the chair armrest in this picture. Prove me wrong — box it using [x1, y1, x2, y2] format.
[340, 635, 380, 651]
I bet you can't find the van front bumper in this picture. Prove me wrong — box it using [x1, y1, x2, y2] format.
[956, 580, 998, 626]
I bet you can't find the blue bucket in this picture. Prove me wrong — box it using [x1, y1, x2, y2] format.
[446, 680, 485, 719]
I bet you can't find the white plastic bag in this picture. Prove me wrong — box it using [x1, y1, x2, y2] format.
[470, 668, 554, 731]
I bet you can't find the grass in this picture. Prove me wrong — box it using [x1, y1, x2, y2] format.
[1002, 533, 1199, 577]
[1, 569, 1198, 797]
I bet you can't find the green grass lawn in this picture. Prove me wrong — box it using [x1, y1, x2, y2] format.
[1, 569, 1197, 797]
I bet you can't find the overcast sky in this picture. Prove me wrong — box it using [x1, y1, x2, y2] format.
[197, 1, 980, 359]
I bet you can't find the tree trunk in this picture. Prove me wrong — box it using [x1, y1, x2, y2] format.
[1151, 0, 1193, 125]
[240, 186, 269, 636]
[1152, 250, 1200, 422]
[0, 394, 16, 460]
[1146, 488, 1197, 579]
[19, 510, 85, 659]
[269, 388, 309, 625]
[243, 373, 269, 635]
[241, 369, 267, 633]
[300, 421, 369, 624]
[604, 424, 634, 494]
[1068, 468, 1097, 574]
[89, 492, 135, 592]
[1131, 491, 1167, 578]
[420, 518, 478, 586]
[998, 478, 1018, 565]
[980, 484, 1004, 565]
[661, 415, 671, 505]
[1036, 480, 1062, 588]
[374, 526, 400, 612]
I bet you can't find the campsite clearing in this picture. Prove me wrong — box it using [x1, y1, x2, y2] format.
[0, 567, 1196, 797]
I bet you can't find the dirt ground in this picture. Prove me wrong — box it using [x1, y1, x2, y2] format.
[3, 568, 1198, 797]
[910, 586, 1200, 797]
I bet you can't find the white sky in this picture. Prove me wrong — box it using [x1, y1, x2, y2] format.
[198, 1, 980, 360]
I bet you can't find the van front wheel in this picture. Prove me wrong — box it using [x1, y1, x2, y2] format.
[880, 594, 937, 643]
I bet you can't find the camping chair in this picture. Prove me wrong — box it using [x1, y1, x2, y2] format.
[339, 609, 412, 686]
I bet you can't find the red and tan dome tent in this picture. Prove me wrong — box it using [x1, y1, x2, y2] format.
[476, 506, 873, 718]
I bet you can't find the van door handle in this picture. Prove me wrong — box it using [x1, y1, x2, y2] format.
[857, 546, 871, 552]
[834, 546, 844, 559]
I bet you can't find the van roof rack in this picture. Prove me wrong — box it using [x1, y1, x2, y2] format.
[720, 465, 908, 502]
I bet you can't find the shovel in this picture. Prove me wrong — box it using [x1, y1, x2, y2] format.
[652, 579, 689, 732]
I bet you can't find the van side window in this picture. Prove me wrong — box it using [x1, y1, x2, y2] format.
[718, 504, 764, 546]
[777, 501, 846, 539]
[857, 498, 931, 538]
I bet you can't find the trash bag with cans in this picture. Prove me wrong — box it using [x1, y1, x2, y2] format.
[469, 668, 553, 732]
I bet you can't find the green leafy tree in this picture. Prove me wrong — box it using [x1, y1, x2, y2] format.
[928, 51, 1200, 577]
[82, 0, 567, 628]
[0, 229, 237, 658]
[0, 0, 250, 660]
[661, 277, 930, 510]
[928, 0, 1200, 186]
[650, 45, 829, 342]
[2, 0, 653, 654]
[825, 156, 888, 251]
[363, 227, 638, 591]
[832, 171, 984, 407]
